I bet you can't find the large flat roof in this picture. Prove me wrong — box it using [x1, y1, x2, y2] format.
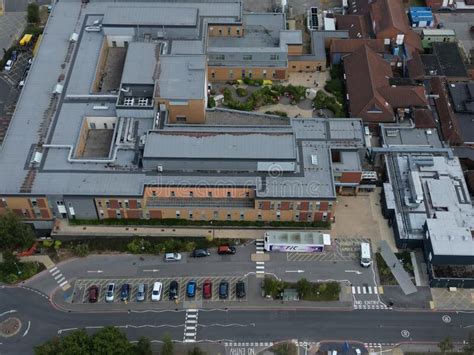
[121, 42, 158, 85]
[143, 131, 296, 160]
[103, 6, 198, 26]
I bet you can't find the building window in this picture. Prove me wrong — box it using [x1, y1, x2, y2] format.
[289, 203, 294, 210]
[219, 29, 222, 35]
[277, 202, 281, 209]
[306, 66, 310, 69]
[276, 210, 281, 220]
[214, 54, 225, 60]
[112, 41, 117, 47]
[176, 210, 181, 219]
[189, 191, 193, 197]
[245, 191, 250, 198]
[118, 201, 123, 208]
[211, 71, 215, 79]
[152, 191, 157, 197]
[295, 212, 299, 220]
[270, 202, 274, 210]
[258, 212, 262, 220]
[307, 213, 312, 221]
[263, 70, 267, 78]
[248, 70, 252, 78]
[243, 55, 252, 60]
[229, 70, 234, 79]
[30, 198, 37, 207]
[137, 201, 142, 209]
[176, 116, 187, 122]
[227, 191, 231, 198]
[236, 28, 240, 36]
[227, 27, 231, 35]
[328, 202, 333, 209]
[322, 212, 327, 222]
[296, 202, 301, 210]
[270, 54, 279, 60]
[0, 198, 7, 208]
[258, 202, 263, 209]
[213, 211, 219, 219]
[98, 201, 102, 207]
[171, 191, 175, 197]
[125, 200, 129, 209]
[240, 212, 244, 220]
[242, 69, 246, 77]
[116, 210, 122, 219]
[208, 191, 212, 197]
[189, 211, 193, 219]
[106, 200, 110, 208]
[292, 65, 296, 69]
[227, 213, 231, 220]
[316, 202, 321, 210]
[272, 70, 276, 78]
[99, 210, 104, 217]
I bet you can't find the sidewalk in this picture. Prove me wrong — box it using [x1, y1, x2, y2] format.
[18, 254, 55, 269]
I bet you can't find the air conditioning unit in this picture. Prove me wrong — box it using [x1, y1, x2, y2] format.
[157, 165, 163, 172]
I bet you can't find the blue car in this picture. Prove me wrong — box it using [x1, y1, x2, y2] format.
[186, 280, 196, 298]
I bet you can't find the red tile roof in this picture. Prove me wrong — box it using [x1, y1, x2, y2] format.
[330, 38, 386, 55]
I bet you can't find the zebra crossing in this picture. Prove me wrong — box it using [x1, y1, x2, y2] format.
[183, 309, 199, 343]
[225, 341, 274, 347]
[49, 266, 71, 291]
[255, 239, 265, 276]
[351, 285, 378, 295]
[354, 302, 387, 310]
[255, 239, 265, 254]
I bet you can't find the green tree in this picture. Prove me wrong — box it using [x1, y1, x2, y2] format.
[438, 336, 454, 354]
[133, 337, 152, 355]
[296, 278, 311, 298]
[60, 329, 91, 354]
[27, 3, 40, 24]
[34, 337, 62, 355]
[188, 346, 207, 355]
[160, 334, 174, 355]
[0, 211, 36, 252]
[463, 331, 474, 355]
[91, 326, 132, 355]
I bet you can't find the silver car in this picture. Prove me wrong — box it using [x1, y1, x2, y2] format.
[136, 283, 146, 302]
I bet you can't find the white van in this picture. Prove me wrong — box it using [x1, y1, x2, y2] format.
[360, 242, 372, 267]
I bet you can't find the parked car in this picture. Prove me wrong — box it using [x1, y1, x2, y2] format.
[151, 281, 162, 301]
[203, 279, 212, 299]
[186, 280, 196, 298]
[219, 280, 229, 299]
[236, 281, 246, 299]
[10, 51, 17, 61]
[88, 285, 99, 303]
[4, 59, 13, 71]
[217, 245, 236, 255]
[120, 283, 130, 301]
[192, 248, 210, 257]
[169, 280, 179, 300]
[136, 283, 146, 302]
[164, 252, 182, 262]
[105, 283, 115, 302]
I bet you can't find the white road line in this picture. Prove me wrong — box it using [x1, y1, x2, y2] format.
[362, 287, 367, 294]
[54, 273, 63, 280]
[352, 286, 356, 294]
[0, 310, 17, 317]
[59, 280, 68, 287]
[368, 287, 373, 294]
[22, 321, 31, 337]
[357, 286, 361, 294]
[57, 277, 66, 284]
[374, 287, 378, 294]
[256, 261, 265, 265]
[51, 269, 60, 276]
[256, 265, 265, 269]
[49, 267, 57, 273]
[186, 319, 197, 324]
[256, 251, 264, 254]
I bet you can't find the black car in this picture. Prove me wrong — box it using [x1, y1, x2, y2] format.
[120, 283, 130, 301]
[191, 248, 210, 257]
[169, 280, 179, 300]
[236, 281, 246, 299]
[219, 281, 229, 299]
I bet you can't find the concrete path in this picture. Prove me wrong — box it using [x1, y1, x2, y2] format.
[18, 254, 55, 269]
[379, 241, 417, 295]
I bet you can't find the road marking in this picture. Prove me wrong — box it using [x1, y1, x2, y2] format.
[345, 270, 362, 275]
[373, 287, 378, 294]
[442, 315, 452, 323]
[256, 262, 265, 265]
[51, 269, 60, 276]
[54, 273, 63, 280]
[183, 309, 199, 343]
[22, 321, 31, 337]
[143, 269, 160, 272]
[352, 286, 356, 294]
[87, 270, 103, 273]
[362, 287, 367, 294]
[401, 330, 410, 338]
[256, 265, 265, 270]
[0, 310, 17, 317]
[285, 270, 304, 273]
[57, 277, 66, 284]
[357, 286, 361, 294]
[49, 267, 57, 273]
[368, 287, 373, 294]
[59, 280, 68, 287]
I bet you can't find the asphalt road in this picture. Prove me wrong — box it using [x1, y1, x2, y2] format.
[1, 286, 472, 355]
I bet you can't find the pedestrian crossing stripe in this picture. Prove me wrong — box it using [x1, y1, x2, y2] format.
[225, 342, 274, 347]
[351, 285, 379, 295]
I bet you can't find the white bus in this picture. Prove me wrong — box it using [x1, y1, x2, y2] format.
[264, 231, 331, 253]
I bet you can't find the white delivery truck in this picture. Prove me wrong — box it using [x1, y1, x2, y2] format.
[360, 242, 372, 267]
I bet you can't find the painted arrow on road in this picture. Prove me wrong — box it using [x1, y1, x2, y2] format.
[87, 270, 104, 273]
[345, 270, 362, 275]
[285, 270, 305, 273]
[143, 269, 160, 272]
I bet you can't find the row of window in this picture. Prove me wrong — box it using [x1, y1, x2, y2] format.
[211, 54, 280, 61]
[150, 190, 250, 198]
[213, 27, 241, 36]
[211, 69, 277, 80]
[97, 200, 142, 209]
[258, 201, 333, 210]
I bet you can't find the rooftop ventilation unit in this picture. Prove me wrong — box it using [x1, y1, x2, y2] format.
[386, 129, 399, 137]
[69, 33, 79, 42]
[311, 155, 318, 165]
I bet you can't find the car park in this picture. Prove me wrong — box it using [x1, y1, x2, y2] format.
[4, 60, 13, 71]
[236, 281, 246, 298]
[105, 283, 115, 302]
[169, 280, 179, 300]
[218, 245, 236, 255]
[191, 248, 210, 257]
[136, 283, 146, 302]
[219, 280, 229, 299]
[151, 282, 162, 301]
[186, 280, 196, 297]
[203, 279, 212, 299]
[120, 283, 130, 301]
[88, 285, 99, 303]
[164, 252, 182, 262]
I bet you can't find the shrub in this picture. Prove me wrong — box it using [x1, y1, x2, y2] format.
[73, 243, 90, 257]
[207, 96, 216, 108]
[265, 110, 288, 117]
[296, 278, 311, 298]
[27, 3, 40, 24]
[236, 87, 248, 97]
[4, 273, 19, 284]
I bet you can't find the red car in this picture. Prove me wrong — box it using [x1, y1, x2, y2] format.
[203, 279, 212, 299]
[88, 285, 99, 303]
